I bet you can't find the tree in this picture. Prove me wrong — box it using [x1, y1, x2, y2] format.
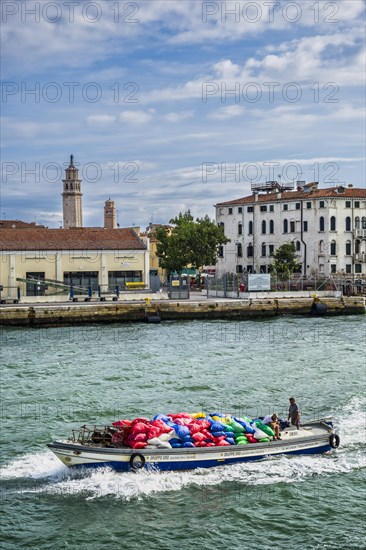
[155, 211, 229, 274]
[269, 241, 301, 279]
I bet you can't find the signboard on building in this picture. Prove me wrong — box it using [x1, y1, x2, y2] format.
[248, 274, 271, 291]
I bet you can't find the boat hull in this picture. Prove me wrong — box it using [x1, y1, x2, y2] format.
[48, 422, 337, 472]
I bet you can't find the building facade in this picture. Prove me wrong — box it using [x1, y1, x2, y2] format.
[215, 182, 366, 277]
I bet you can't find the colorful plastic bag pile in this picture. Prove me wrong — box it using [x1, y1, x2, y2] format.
[111, 412, 275, 449]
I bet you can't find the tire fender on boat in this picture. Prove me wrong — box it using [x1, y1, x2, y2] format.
[130, 453, 146, 470]
[329, 433, 340, 449]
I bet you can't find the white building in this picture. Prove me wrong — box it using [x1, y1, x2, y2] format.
[215, 182, 366, 277]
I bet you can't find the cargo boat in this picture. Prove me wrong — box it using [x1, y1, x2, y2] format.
[48, 418, 340, 472]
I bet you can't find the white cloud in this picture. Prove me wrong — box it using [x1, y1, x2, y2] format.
[164, 111, 194, 122]
[210, 104, 245, 119]
[119, 110, 153, 124]
[87, 115, 116, 126]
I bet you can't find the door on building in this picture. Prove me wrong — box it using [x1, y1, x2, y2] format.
[26, 272, 45, 296]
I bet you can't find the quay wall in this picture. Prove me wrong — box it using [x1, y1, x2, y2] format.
[0, 297, 364, 327]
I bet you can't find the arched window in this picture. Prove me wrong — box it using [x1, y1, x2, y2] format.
[355, 240, 360, 253]
[345, 241, 352, 255]
[269, 220, 274, 234]
[248, 221, 253, 235]
[238, 222, 242, 235]
[319, 240, 324, 253]
[362, 217, 366, 229]
[262, 220, 266, 234]
[355, 217, 360, 229]
[237, 243, 242, 257]
[261, 243, 266, 257]
[319, 216, 325, 231]
[283, 219, 288, 233]
[296, 241, 301, 251]
[345, 216, 351, 231]
[247, 244, 253, 257]
[330, 216, 336, 231]
[330, 241, 336, 256]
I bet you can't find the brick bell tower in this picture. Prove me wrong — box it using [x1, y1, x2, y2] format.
[62, 155, 83, 228]
[104, 199, 117, 229]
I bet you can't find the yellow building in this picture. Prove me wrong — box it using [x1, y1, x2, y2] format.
[0, 156, 149, 299]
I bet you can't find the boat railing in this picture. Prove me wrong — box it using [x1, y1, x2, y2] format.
[69, 425, 120, 446]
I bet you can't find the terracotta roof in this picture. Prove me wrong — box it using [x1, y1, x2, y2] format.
[0, 227, 146, 251]
[0, 220, 46, 228]
[216, 186, 366, 206]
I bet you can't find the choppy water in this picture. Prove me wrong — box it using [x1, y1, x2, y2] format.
[1, 316, 365, 550]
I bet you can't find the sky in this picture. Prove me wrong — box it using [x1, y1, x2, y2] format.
[1, 0, 365, 228]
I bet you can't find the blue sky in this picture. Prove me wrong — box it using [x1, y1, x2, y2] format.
[1, 0, 365, 228]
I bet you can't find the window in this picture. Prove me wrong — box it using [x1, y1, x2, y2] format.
[330, 241, 337, 256]
[330, 216, 336, 231]
[306, 202, 312, 209]
[355, 217, 360, 229]
[269, 205, 274, 212]
[290, 221, 295, 232]
[269, 245, 274, 255]
[346, 264, 352, 273]
[248, 221, 253, 235]
[319, 240, 324, 253]
[355, 240, 361, 253]
[345, 201, 351, 208]
[219, 208, 224, 215]
[261, 243, 266, 257]
[296, 203, 300, 210]
[296, 241, 301, 251]
[218, 222, 225, 231]
[64, 271, 99, 291]
[236, 265, 243, 273]
[355, 264, 362, 273]
[319, 201, 325, 208]
[247, 244, 253, 257]
[319, 264, 324, 273]
[238, 222, 243, 235]
[219, 246, 224, 258]
[260, 265, 267, 273]
[345, 217, 351, 231]
[283, 219, 288, 233]
[238, 207, 242, 213]
[319, 216, 325, 231]
[260, 205, 267, 212]
[303, 221, 308, 232]
[269, 220, 274, 234]
[345, 241, 352, 255]
[228, 207, 233, 214]
[261, 220, 266, 234]
[247, 265, 253, 273]
[330, 264, 337, 274]
[362, 217, 366, 229]
[247, 206, 254, 213]
[237, 243, 243, 257]
[108, 271, 142, 287]
[355, 201, 360, 208]
[283, 204, 288, 211]
[26, 272, 45, 297]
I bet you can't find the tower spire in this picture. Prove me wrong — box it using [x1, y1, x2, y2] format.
[70, 154, 74, 166]
[62, 155, 83, 228]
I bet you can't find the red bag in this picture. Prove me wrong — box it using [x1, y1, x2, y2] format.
[112, 419, 132, 427]
[217, 440, 230, 446]
[206, 442, 216, 447]
[150, 420, 172, 433]
[131, 417, 150, 426]
[147, 426, 161, 439]
[131, 422, 149, 434]
[130, 441, 147, 449]
[192, 432, 206, 442]
[134, 433, 148, 442]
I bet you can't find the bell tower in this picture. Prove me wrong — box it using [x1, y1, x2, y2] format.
[104, 199, 117, 229]
[62, 155, 83, 228]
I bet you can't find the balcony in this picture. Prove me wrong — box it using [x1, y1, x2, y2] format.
[354, 253, 366, 262]
[354, 229, 366, 238]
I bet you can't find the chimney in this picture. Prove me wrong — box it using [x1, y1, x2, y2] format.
[104, 199, 117, 229]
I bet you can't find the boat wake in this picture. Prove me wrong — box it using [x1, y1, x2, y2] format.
[1, 396, 364, 502]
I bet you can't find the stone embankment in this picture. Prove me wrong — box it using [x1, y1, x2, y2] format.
[0, 296, 364, 327]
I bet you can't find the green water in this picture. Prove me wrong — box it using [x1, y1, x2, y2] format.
[1, 317, 365, 550]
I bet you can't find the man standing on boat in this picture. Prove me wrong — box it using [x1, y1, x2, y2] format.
[288, 397, 301, 429]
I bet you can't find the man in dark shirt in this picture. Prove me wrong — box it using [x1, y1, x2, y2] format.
[288, 397, 300, 428]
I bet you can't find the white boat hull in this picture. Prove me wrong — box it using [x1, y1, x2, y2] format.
[48, 421, 339, 472]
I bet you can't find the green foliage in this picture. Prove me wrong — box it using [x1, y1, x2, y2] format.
[155, 211, 230, 274]
[269, 241, 301, 280]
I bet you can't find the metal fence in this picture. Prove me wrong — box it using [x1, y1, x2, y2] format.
[207, 273, 366, 298]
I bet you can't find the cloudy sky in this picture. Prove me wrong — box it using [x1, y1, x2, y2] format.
[1, 0, 365, 228]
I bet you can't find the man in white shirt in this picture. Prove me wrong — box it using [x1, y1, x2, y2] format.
[262, 413, 281, 440]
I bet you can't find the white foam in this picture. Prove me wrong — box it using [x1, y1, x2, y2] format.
[0, 450, 68, 480]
